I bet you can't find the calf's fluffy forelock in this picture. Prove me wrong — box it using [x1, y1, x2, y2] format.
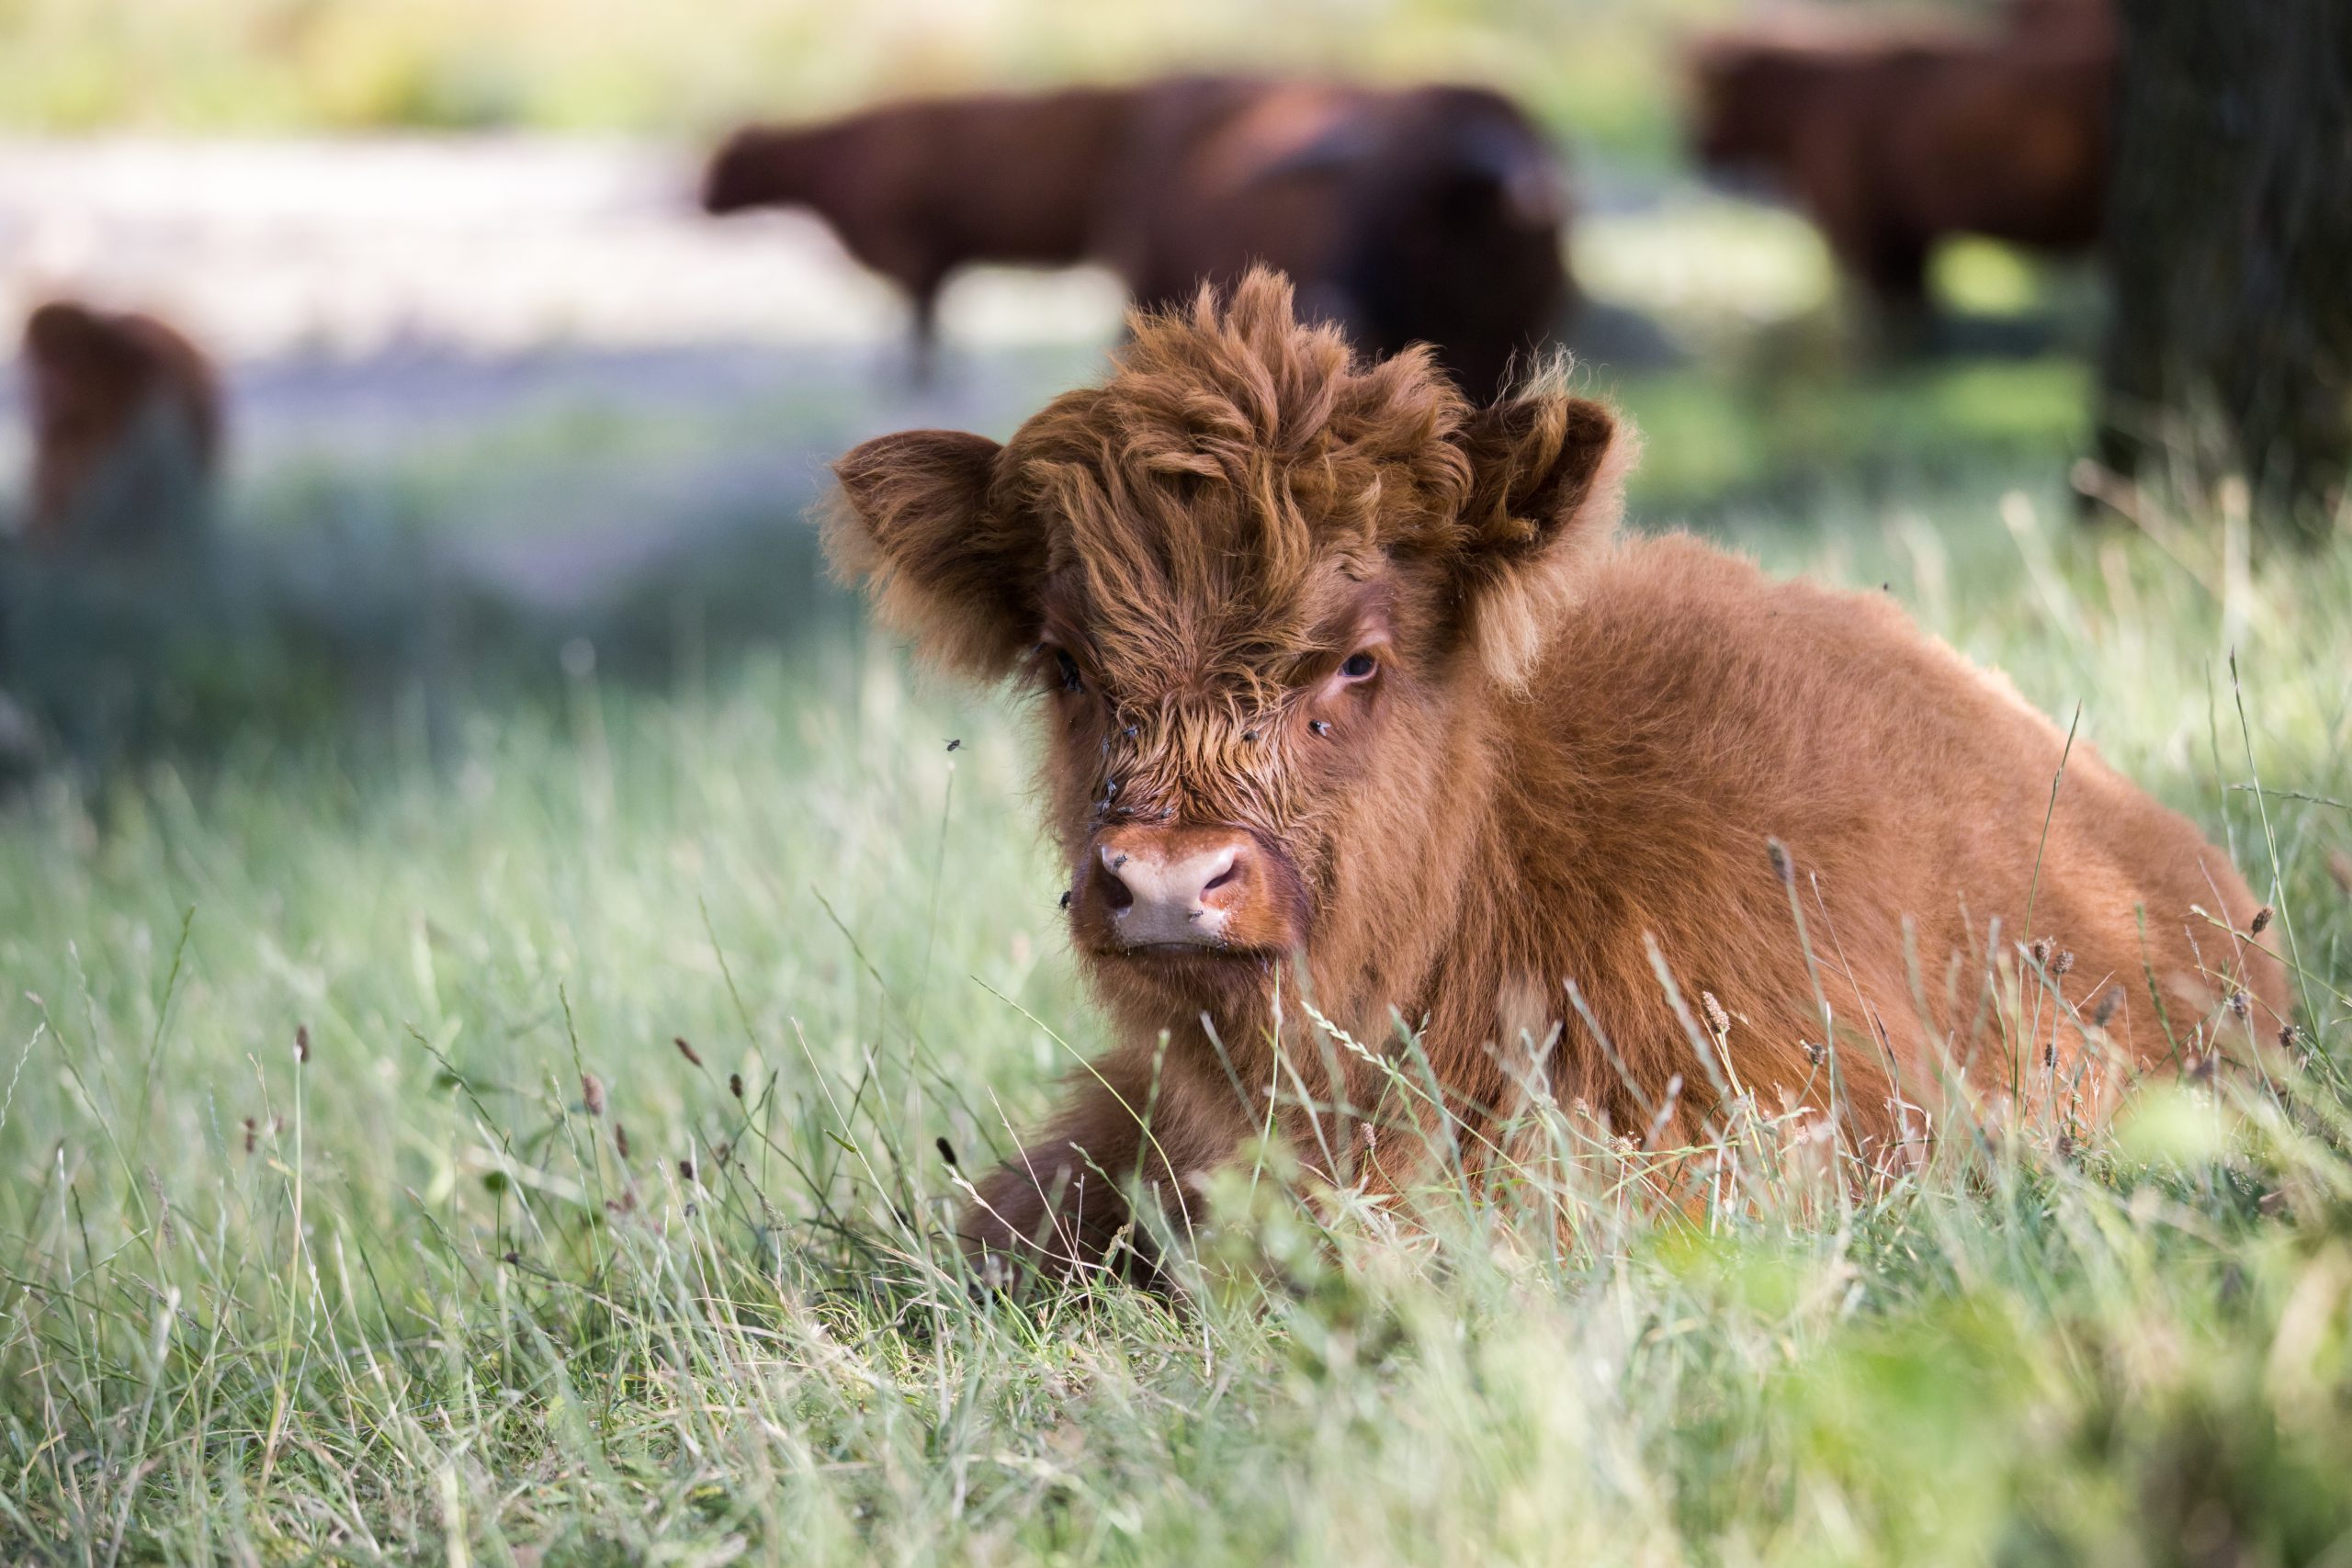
[830, 272, 1623, 703]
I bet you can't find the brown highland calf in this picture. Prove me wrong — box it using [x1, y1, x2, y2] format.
[20, 300, 222, 551]
[1689, 4, 2113, 321]
[829, 272, 2286, 1281]
[705, 78, 1566, 397]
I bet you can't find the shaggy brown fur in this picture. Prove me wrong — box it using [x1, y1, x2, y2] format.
[830, 271, 2285, 1281]
[20, 300, 221, 549]
[1689, 3, 2113, 320]
[705, 77, 1568, 397]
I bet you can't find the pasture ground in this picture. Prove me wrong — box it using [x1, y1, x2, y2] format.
[3, 145, 2351, 1567]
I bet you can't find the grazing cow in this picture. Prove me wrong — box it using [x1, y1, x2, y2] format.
[702, 87, 1134, 381]
[19, 300, 221, 553]
[830, 272, 2284, 1282]
[1688, 6, 2114, 325]
[1101, 78, 1569, 400]
[704, 78, 1569, 397]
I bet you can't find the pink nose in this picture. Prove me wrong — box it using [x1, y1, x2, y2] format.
[1090, 828, 1255, 950]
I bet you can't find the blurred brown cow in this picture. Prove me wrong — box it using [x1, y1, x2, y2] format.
[1102, 78, 1569, 400]
[1689, 2, 2114, 327]
[703, 77, 1570, 399]
[19, 300, 221, 553]
[2005, 0, 2117, 48]
[703, 87, 1134, 381]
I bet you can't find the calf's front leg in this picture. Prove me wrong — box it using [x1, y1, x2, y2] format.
[960, 1045, 1247, 1288]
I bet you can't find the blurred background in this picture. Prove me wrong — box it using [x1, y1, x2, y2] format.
[0, 0, 2193, 781]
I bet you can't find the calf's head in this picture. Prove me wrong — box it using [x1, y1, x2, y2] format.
[829, 271, 1628, 1016]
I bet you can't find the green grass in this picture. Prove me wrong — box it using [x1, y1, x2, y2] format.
[1611, 356, 2093, 513]
[1, 0, 1737, 161]
[3, 450, 2350, 1562]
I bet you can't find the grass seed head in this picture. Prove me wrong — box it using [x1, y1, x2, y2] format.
[2030, 936, 2053, 969]
[1768, 839, 1793, 887]
[1701, 991, 1731, 1035]
[615, 1122, 630, 1159]
[294, 1024, 310, 1063]
[2092, 987, 2124, 1027]
[673, 1035, 702, 1066]
[2249, 905, 2273, 935]
[146, 1168, 175, 1247]
[2052, 950, 2075, 976]
[935, 1134, 959, 1168]
[581, 1072, 606, 1116]
[678, 1157, 695, 1182]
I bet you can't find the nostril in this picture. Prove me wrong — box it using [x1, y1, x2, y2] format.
[1094, 846, 1138, 912]
[1198, 845, 1247, 904]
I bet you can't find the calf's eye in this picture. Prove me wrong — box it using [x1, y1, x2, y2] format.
[1054, 649, 1083, 693]
[1340, 652, 1377, 680]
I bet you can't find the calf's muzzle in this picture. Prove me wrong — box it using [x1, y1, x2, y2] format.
[1082, 825, 1267, 953]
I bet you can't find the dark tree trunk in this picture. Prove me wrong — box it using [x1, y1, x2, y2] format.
[2094, 0, 2352, 545]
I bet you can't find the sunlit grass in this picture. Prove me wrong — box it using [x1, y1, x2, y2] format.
[1577, 196, 1837, 337]
[0, 0, 1737, 159]
[1, 467, 2347, 1560]
[1611, 358, 2091, 512]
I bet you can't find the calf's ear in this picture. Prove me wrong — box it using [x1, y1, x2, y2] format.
[1450, 389, 1633, 688]
[827, 428, 1041, 681]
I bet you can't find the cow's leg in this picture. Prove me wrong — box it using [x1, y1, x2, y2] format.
[965, 1113, 1154, 1286]
[960, 1048, 1245, 1289]
[906, 279, 945, 388]
[1794, 136, 1934, 356]
[1859, 232, 1935, 355]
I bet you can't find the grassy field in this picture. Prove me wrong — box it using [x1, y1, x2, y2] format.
[0, 0, 1726, 158]
[20, 0, 2101, 158]
[3, 359, 2351, 1562]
